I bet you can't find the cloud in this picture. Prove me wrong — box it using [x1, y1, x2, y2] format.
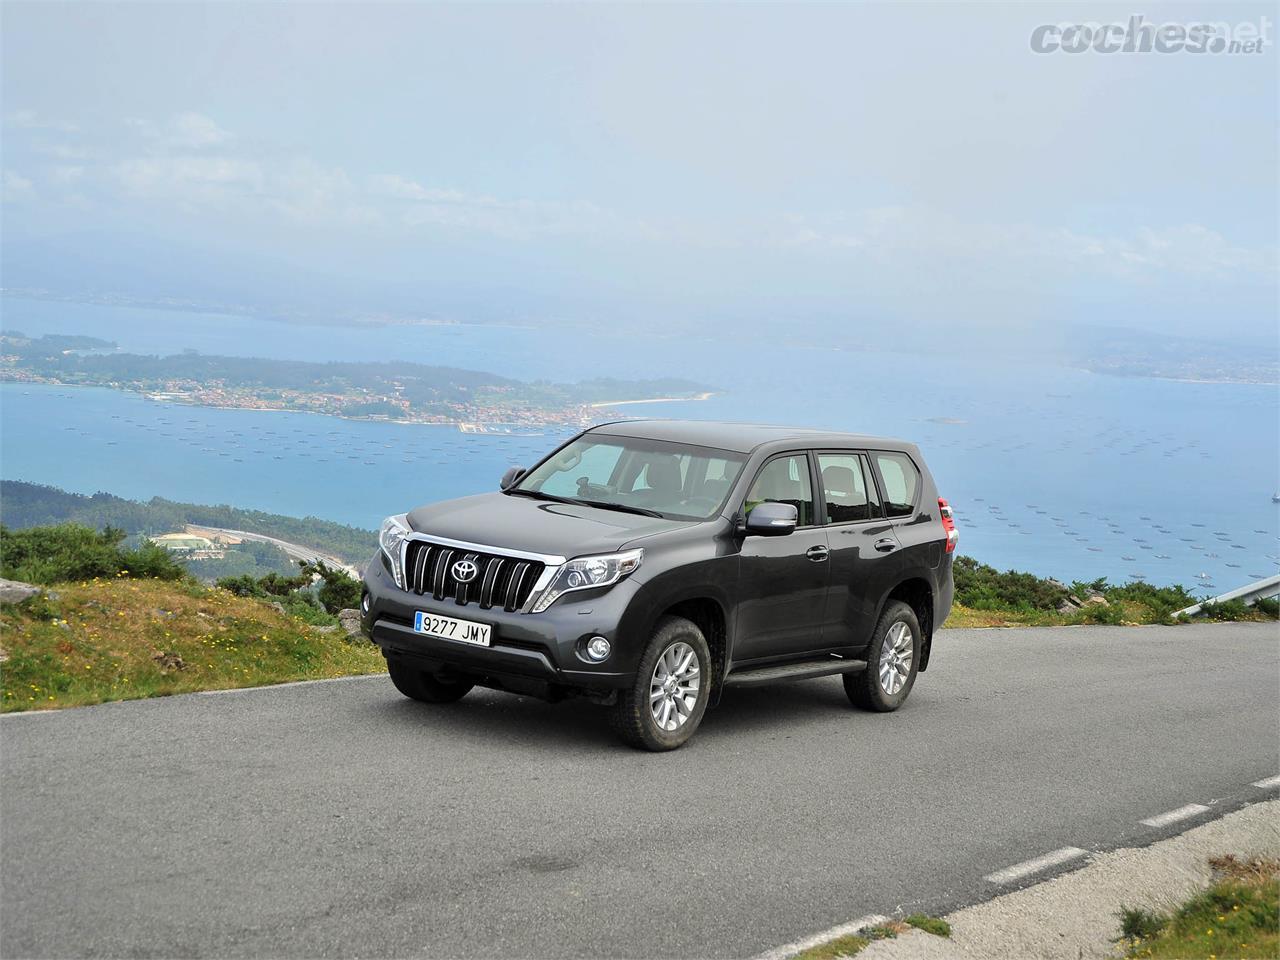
[168, 112, 233, 148]
[126, 112, 234, 150]
[114, 156, 265, 201]
[1, 170, 35, 202]
[6, 110, 78, 133]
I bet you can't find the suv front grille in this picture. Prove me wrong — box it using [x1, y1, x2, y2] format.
[403, 539, 545, 612]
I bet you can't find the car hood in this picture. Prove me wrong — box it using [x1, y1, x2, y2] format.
[406, 492, 696, 559]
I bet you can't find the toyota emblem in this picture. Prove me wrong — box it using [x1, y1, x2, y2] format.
[451, 559, 479, 583]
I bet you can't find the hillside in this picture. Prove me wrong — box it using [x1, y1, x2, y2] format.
[1, 578, 385, 712]
[0, 481, 376, 564]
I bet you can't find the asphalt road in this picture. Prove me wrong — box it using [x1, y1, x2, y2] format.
[3, 622, 1277, 959]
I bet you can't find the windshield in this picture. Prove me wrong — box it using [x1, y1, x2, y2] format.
[513, 434, 746, 521]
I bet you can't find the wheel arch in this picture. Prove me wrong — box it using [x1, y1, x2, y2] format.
[877, 575, 935, 671]
[649, 595, 729, 705]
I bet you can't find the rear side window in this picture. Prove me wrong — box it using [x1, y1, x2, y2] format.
[872, 451, 920, 519]
[817, 453, 879, 523]
[745, 454, 815, 526]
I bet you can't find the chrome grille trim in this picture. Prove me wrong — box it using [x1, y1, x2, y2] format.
[479, 558, 504, 609]
[400, 537, 553, 612]
[401, 532, 566, 566]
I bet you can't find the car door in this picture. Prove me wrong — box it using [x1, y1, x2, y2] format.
[732, 452, 831, 662]
[816, 451, 905, 652]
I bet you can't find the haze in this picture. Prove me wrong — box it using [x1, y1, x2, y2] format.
[2, 1, 1276, 349]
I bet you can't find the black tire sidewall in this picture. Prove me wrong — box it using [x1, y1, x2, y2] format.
[619, 617, 712, 750]
[848, 600, 921, 711]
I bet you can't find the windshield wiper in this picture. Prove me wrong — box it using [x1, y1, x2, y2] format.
[502, 488, 577, 505]
[571, 499, 665, 519]
[505, 488, 665, 519]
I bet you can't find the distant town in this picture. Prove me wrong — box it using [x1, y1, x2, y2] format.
[0, 332, 713, 429]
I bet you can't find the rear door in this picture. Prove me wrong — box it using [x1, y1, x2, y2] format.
[732, 452, 830, 662]
[816, 450, 904, 651]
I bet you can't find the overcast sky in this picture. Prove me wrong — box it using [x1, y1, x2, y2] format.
[2, 2, 1275, 344]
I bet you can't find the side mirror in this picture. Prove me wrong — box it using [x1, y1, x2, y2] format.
[743, 501, 798, 536]
[500, 466, 527, 491]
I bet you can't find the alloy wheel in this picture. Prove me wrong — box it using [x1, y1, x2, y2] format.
[878, 620, 914, 696]
[649, 641, 700, 732]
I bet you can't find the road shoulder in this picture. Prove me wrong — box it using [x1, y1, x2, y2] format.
[852, 799, 1280, 960]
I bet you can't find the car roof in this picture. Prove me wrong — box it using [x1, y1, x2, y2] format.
[587, 419, 913, 455]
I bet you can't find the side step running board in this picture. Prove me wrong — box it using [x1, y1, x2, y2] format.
[724, 658, 868, 688]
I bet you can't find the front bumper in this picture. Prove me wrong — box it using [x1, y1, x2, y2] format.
[361, 558, 644, 697]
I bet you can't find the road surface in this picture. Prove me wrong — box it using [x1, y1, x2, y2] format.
[186, 525, 362, 578]
[2, 622, 1277, 958]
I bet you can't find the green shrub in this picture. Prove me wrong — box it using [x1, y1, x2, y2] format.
[301, 561, 362, 614]
[1077, 600, 1126, 625]
[953, 555, 1066, 612]
[0, 524, 188, 585]
[1200, 597, 1252, 621]
[1104, 581, 1197, 623]
[1253, 596, 1279, 619]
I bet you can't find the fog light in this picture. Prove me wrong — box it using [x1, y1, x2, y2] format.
[585, 636, 611, 662]
[361, 592, 371, 614]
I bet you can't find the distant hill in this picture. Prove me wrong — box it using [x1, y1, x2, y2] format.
[0, 481, 376, 564]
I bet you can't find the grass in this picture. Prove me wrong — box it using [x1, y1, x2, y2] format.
[1118, 855, 1279, 959]
[793, 916, 949, 959]
[1, 577, 386, 712]
[904, 914, 951, 937]
[945, 598, 1277, 629]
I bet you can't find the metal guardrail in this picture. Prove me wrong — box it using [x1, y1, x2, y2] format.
[1173, 573, 1280, 618]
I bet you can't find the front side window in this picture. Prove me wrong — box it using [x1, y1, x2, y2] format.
[872, 451, 920, 519]
[515, 434, 746, 520]
[744, 454, 815, 526]
[818, 453, 879, 523]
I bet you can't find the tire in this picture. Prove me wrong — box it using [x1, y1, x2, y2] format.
[610, 616, 712, 751]
[844, 600, 921, 712]
[386, 657, 474, 704]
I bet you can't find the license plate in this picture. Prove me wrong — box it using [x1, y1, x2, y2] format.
[413, 611, 492, 647]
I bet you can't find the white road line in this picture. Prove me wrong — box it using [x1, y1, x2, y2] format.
[754, 914, 890, 960]
[197, 674, 386, 696]
[1252, 774, 1280, 790]
[984, 847, 1088, 885]
[1139, 803, 1211, 828]
[0, 709, 61, 719]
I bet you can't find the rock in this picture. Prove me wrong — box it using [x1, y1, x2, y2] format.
[270, 602, 287, 614]
[1085, 594, 1107, 605]
[312, 624, 339, 634]
[337, 608, 364, 638]
[151, 651, 186, 671]
[0, 578, 40, 604]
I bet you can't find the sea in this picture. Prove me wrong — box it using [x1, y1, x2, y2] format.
[2, 296, 1277, 590]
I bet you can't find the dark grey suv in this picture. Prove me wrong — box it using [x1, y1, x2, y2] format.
[362, 420, 957, 750]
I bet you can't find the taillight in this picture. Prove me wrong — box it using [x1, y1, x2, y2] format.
[939, 498, 958, 553]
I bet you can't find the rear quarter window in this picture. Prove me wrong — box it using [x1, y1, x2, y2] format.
[872, 451, 921, 519]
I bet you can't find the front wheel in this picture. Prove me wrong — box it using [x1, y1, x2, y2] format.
[387, 657, 474, 703]
[844, 600, 921, 712]
[610, 616, 711, 751]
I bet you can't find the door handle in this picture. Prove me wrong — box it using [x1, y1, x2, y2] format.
[806, 545, 829, 562]
[874, 538, 897, 553]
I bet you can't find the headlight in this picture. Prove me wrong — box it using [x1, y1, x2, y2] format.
[529, 549, 643, 613]
[379, 514, 410, 588]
